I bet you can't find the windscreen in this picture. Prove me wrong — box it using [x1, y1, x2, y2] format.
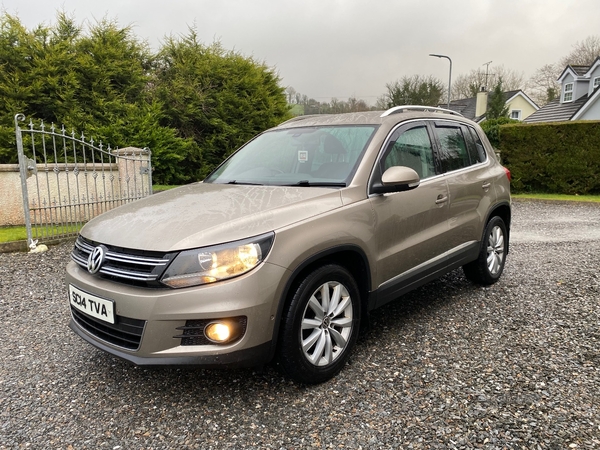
[205, 125, 377, 186]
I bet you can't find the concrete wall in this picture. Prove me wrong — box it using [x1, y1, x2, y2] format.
[0, 147, 151, 227]
[0, 164, 26, 226]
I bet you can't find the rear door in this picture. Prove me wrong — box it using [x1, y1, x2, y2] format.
[431, 121, 491, 250]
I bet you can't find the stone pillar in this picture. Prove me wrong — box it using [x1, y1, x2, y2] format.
[111, 147, 152, 201]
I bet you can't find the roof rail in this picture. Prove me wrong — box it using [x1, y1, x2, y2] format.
[277, 114, 328, 126]
[381, 105, 463, 118]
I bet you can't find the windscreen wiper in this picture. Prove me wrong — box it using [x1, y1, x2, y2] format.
[289, 180, 347, 187]
[226, 180, 263, 186]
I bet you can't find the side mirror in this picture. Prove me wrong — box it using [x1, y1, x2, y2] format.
[371, 166, 420, 194]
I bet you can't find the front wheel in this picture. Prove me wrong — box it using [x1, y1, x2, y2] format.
[463, 216, 508, 285]
[277, 264, 361, 384]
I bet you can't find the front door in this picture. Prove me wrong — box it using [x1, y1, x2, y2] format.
[369, 121, 451, 297]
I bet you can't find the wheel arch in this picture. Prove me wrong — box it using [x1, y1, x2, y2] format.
[485, 201, 511, 251]
[267, 245, 372, 361]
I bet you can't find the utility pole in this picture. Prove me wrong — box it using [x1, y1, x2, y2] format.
[483, 61, 493, 91]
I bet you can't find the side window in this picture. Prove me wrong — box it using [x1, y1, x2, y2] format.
[435, 124, 470, 173]
[466, 126, 487, 163]
[383, 125, 436, 179]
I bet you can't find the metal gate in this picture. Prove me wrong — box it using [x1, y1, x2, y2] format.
[15, 113, 152, 248]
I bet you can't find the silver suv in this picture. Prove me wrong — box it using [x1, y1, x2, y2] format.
[67, 106, 511, 384]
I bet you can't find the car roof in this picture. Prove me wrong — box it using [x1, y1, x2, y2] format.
[277, 105, 476, 129]
[276, 105, 482, 128]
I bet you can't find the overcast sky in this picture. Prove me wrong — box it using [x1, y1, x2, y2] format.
[2, 0, 599, 104]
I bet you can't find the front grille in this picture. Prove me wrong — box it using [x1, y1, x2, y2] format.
[71, 306, 146, 350]
[71, 236, 176, 287]
[174, 317, 248, 346]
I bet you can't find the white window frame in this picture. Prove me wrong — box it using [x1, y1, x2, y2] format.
[594, 77, 600, 89]
[563, 82, 574, 102]
[510, 110, 522, 120]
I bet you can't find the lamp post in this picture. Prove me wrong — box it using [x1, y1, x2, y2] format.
[429, 53, 452, 108]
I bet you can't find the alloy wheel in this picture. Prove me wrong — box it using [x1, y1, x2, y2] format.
[300, 281, 354, 366]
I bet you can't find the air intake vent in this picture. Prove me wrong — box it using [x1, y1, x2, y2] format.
[71, 307, 146, 350]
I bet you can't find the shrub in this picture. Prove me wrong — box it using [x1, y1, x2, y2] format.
[498, 121, 600, 194]
[480, 117, 519, 148]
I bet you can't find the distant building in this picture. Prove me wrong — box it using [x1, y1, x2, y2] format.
[446, 90, 539, 123]
[525, 57, 600, 123]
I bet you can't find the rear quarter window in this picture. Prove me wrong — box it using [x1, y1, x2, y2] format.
[465, 126, 488, 164]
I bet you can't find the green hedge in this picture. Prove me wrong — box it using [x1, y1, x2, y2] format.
[498, 121, 600, 195]
[0, 14, 291, 185]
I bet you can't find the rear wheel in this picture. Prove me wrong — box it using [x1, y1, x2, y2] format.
[463, 216, 508, 285]
[277, 264, 361, 384]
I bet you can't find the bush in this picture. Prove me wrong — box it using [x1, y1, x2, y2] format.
[151, 34, 292, 179]
[498, 121, 600, 195]
[480, 117, 519, 148]
[0, 14, 291, 184]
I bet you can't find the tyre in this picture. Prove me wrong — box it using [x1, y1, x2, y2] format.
[277, 264, 361, 384]
[463, 216, 508, 285]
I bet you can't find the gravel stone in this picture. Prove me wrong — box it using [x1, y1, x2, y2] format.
[0, 200, 599, 449]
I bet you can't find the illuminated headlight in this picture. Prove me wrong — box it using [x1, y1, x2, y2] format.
[160, 232, 274, 288]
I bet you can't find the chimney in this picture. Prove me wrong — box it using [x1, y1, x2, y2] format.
[475, 87, 488, 118]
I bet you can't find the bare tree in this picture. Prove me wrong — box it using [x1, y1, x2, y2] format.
[560, 35, 600, 66]
[451, 65, 524, 100]
[347, 96, 369, 112]
[285, 86, 297, 104]
[525, 63, 561, 106]
[374, 95, 388, 110]
[452, 71, 487, 99]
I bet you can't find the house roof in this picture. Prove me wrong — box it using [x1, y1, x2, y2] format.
[558, 64, 591, 82]
[505, 90, 539, 110]
[446, 97, 478, 120]
[523, 94, 589, 123]
[583, 57, 600, 77]
[570, 65, 590, 76]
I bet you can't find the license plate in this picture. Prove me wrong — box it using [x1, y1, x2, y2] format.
[69, 285, 115, 324]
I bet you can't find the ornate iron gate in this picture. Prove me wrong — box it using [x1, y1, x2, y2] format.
[15, 114, 152, 248]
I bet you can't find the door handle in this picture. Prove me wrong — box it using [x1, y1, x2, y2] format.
[435, 195, 448, 204]
[482, 182, 491, 190]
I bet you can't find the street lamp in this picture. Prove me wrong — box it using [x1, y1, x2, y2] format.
[429, 53, 452, 108]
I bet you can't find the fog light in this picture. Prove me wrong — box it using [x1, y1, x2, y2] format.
[205, 322, 233, 343]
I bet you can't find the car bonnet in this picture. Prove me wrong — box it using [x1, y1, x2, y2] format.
[79, 182, 344, 252]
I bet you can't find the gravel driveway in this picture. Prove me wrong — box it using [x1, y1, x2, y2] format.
[1, 200, 599, 449]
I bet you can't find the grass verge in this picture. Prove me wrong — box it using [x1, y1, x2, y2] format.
[153, 185, 181, 192]
[0, 224, 83, 244]
[0, 226, 28, 242]
[512, 193, 600, 203]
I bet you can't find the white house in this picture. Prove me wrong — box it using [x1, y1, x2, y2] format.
[525, 57, 600, 123]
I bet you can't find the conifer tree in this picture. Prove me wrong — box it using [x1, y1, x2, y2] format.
[486, 79, 509, 120]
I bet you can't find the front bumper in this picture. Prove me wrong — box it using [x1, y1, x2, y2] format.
[69, 319, 273, 367]
[66, 260, 289, 367]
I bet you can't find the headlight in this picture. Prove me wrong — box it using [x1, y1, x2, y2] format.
[160, 232, 274, 288]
